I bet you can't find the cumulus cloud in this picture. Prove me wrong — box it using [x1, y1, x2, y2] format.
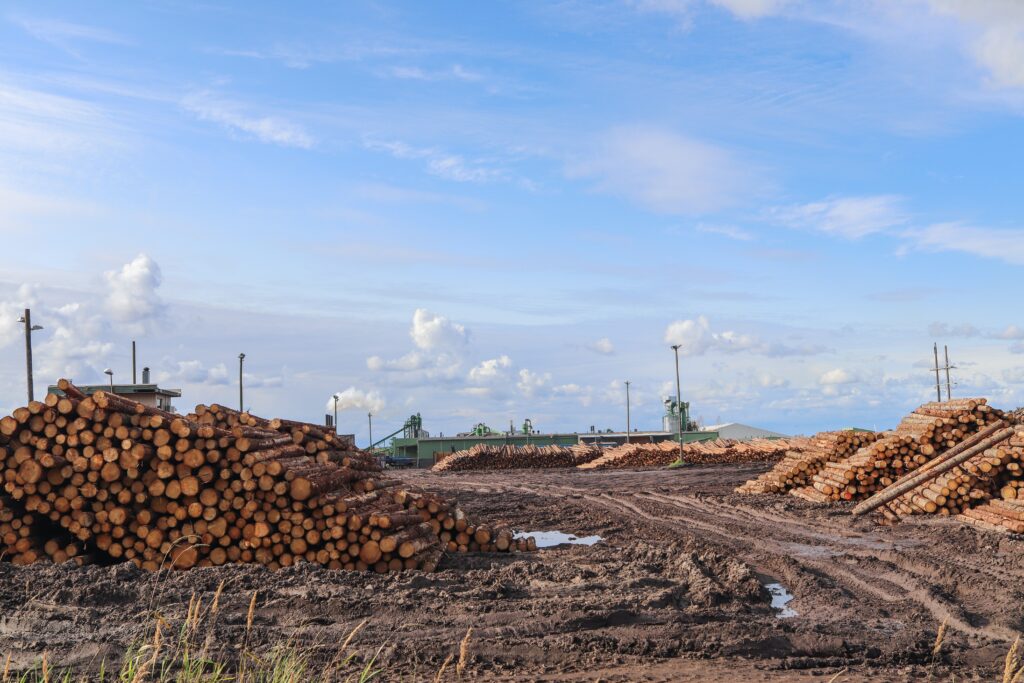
[771, 195, 907, 239]
[326, 387, 385, 413]
[819, 368, 856, 385]
[587, 337, 615, 355]
[367, 309, 468, 380]
[663, 316, 824, 357]
[517, 369, 551, 397]
[157, 360, 229, 386]
[468, 355, 512, 383]
[104, 254, 165, 330]
[569, 126, 750, 214]
[927, 0, 1024, 89]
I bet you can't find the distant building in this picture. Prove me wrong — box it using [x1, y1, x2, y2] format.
[702, 422, 787, 441]
[48, 367, 181, 413]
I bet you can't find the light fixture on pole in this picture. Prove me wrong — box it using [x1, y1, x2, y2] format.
[671, 344, 683, 464]
[625, 380, 631, 444]
[16, 309, 43, 403]
[238, 353, 246, 412]
[333, 394, 340, 434]
[103, 368, 114, 391]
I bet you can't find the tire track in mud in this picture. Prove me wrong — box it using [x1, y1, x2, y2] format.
[446, 475, 1017, 643]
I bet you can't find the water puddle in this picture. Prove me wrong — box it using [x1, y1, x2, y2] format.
[764, 581, 798, 619]
[515, 531, 603, 548]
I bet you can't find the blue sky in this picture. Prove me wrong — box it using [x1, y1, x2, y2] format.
[3, 0, 1024, 441]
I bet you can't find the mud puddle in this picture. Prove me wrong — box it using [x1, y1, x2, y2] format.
[762, 579, 797, 618]
[516, 530, 603, 548]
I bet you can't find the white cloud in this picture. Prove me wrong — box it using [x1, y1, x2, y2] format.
[181, 92, 314, 149]
[386, 64, 483, 82]
[327, 387, 385, 413]
[569, 126, 750, 214]
[927, 1, 1024, 89]
[710, 0, 788, 19]
[16, 17, 130, 50]
[662, 315, 824, 358]
[104, 254, 165, 330]
[997, 325, 1024, 340]
[588, 337, 615, 355]
[696, 223, 755, 241]
[410, 308, 468, 350]
[468, 355, 512, 383]
[905, 222, 1024, 266]
[517, 368, 551, 397]
[157, 360, 229, 386]
[927, 321, 980, 338]
[772, 195, 907, 239]
[819, 368, 855, 385]
[364, 139, 504, 183]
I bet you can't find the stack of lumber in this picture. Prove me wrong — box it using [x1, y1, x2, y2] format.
[433, 443, 602, 472]
[959, 499, 1024, 534]
[578, 438, 804, 471]
[790, 399, 1002, 504]
[736, 430, 877, 495]
[0, 379, 532, 572]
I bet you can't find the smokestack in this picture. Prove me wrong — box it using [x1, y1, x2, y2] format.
[142, 367, 150, 384]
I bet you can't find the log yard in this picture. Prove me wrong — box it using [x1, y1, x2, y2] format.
[5, 1, 1024, 681]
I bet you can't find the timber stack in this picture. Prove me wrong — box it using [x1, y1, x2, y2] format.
[0, 379, 532, 572]
[736, 430, 877, 495]
[433, 443, 602, 472]
[578, 437, 804, 471]
[789, 399, 1002, 503]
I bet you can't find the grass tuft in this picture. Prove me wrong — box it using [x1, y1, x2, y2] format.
[456, 627, 472, 678]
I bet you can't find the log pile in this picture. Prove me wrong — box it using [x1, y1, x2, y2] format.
[0, 380, 532, 572]
[736, 430, 877, 495]
[790, 399, 1002, 504]
[958, 499, 1024, 534]
[433, 443, 602, 472]
[578, 438, 804, 471]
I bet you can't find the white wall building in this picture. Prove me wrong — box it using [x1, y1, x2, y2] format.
[703, 422, 788, 441]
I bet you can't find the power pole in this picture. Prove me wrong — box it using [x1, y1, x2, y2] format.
[944, 345, 953, 402]
[132, 340, 137, 385]
[625, 381, 631, 444]
[933, 343, 942, 402]
[672, 344, 683, 464]
[368, 412, 373, 450]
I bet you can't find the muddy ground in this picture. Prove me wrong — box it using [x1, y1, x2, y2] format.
[1, 464, 1021, 681]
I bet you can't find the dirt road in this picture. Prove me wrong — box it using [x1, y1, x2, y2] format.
[0, 463, 1019, 681]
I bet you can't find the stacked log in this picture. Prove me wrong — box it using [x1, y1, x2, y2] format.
[578, 438, 805, 471]
[790, 400, 1002, 503]
[0, 380, 531, 572]
[433, 443, 602, 472]
[881, 425, 1022, 518]
[736, 430, 877, 495]
[958, 499, 1024, 534]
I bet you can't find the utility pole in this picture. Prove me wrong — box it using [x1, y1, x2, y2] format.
[17, 309, 42, 403]
[238, 353, 246, 412]
[333, 394, 339, 434]
[132, 340, 137, 384]
[368, 412, 373, 450]
[625, 381, 631, 444]
[944, 345, 953, 402]
[671, 344, 683, 464]
[933, 343, 942, 402]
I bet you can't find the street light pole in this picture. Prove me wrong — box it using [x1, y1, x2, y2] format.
[333, 394, 340, 434]
[625, 381, 631, 444]
[104, 368, 114, 391]
[671, 344, 683, 464]
[238, 353, 245, 412]
[17, 309, 42, 403]
[368, 412, 373, 451]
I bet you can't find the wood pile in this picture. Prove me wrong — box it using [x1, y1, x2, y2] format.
[736, 430, 877, 495]
[0, 379, 532, 572]
[433, 443, 602, 472]
[578, 438, 804, 471]
[790, 399, 1002, 504]
[959, 499, 1024, 534]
